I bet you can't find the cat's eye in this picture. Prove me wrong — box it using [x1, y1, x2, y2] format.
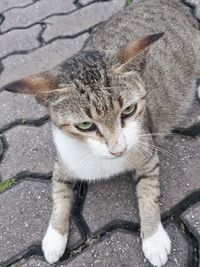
[121, 104, 137, 119]
[76, 122, 96, 132]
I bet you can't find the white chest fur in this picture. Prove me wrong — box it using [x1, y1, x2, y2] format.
[52, 126, 132, 181]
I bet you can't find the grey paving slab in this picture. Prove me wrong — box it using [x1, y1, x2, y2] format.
[0, 180, 82, 265]
[0, 33, 89, 88]
[43, 0, 126, 42]
[0, 24, 41, 59]
[19, 257, 50, 267]
[1, 0, 75, 32]
[181, 202, 200, 242]
[83, 102, 200, 229]
[65, 223, 188, 267]
[159, 134, 200, 213]
[0, 0, 33, 13]
[0, 91, 47, 128]
[83, 174, 139, 233]
[181, 202, 200, 267]
[0, 123, 55, 180]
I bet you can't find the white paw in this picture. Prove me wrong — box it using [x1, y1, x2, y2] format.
[142, 223, 171, 267]
[42, 224, 68, 264]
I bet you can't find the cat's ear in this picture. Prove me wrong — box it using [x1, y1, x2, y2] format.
[112, 32, 164, 73]
[1, 70, 60, 95]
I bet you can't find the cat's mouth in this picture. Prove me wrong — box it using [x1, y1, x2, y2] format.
[105, 150, 128, 159]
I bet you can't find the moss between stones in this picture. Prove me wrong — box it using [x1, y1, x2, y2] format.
[127, 0, 133, 5]
[0, 178, 16, 193]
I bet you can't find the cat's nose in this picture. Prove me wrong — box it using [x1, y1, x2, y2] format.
[110, 147, 127, 157]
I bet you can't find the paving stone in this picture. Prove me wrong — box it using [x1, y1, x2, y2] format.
[181, 202, 200, 267]
[83, 103, 200, 229]
[19, 257, 50, 267]
[159, 134, 200, 213]
[0, 123, 56, 180]
[0, 33, 89, 88]
[83, 174, 139, 233]
[0, 0, 33, 13]
[0, 180, 82, 265]
[1, 0, 75, 32]
[43, 0, 126, 42]
[181, 202, 200, 243]
[64, 223, 188, 267]
[0, 24, 41, 59]
[0, 91, 47, 128]
[11, 223, 188, 267]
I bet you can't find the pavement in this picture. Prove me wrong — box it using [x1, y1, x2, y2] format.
[0, 0, 200, 266]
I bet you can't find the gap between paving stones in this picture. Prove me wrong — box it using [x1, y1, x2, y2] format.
[0, 174, 52, 195]
[0, 60, 4, 74]
[0, 23, 100, 69]
[0, 0, 41, 14]
[173, 121, 200, 138]
[0, 115, 50, 135]
[0, 23, 46, 61]
[0, 13, 5, 25]
[73, 0, 112, 8]
[0, 134, 8, 162]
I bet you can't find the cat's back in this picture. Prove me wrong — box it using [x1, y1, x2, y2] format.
[84, 0, 199, 51]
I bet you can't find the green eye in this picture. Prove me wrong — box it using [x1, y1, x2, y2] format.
[76, 122, 96, 132]
[121, 104, 137, 118]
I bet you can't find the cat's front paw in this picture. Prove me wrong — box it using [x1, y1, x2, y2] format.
[142, 223, 171, 267]
[42, 224, 68, 264]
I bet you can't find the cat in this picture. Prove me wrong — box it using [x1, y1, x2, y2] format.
[2, 0, 200, 266]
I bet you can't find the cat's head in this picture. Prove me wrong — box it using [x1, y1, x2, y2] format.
[2, 33, 163, 159]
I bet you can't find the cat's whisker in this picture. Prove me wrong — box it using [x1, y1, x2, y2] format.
[132, 143, 154, 159]
[133, 144, 147, 160]
[138, 140, 179, 160]
[139, 132, 193, 139]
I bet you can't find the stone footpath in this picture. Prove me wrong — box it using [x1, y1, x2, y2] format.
[0, 0, 200, 266]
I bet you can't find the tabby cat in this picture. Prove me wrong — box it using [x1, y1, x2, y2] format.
[3, 0, 200, 266]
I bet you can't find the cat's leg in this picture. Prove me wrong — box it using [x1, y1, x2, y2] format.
[136, 150, 171, 267]
[42, 161, 73, 264]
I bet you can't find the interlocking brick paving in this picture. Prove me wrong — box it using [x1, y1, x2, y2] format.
[182, 203, 200, 243]
[83, 174, 139, 233]
[0, 180, 82, 265]
[63, 223, 189, 267]
[0, 24, 42, 59]
[0, 91, 46, 128]
[0, 34, 89, 88]
[1, 0, 75, 32]
[181, 203, 200, 264]
[0, 123, 55, 181]
[0, 0, 200, 267]
[42, 0, 126, 42]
